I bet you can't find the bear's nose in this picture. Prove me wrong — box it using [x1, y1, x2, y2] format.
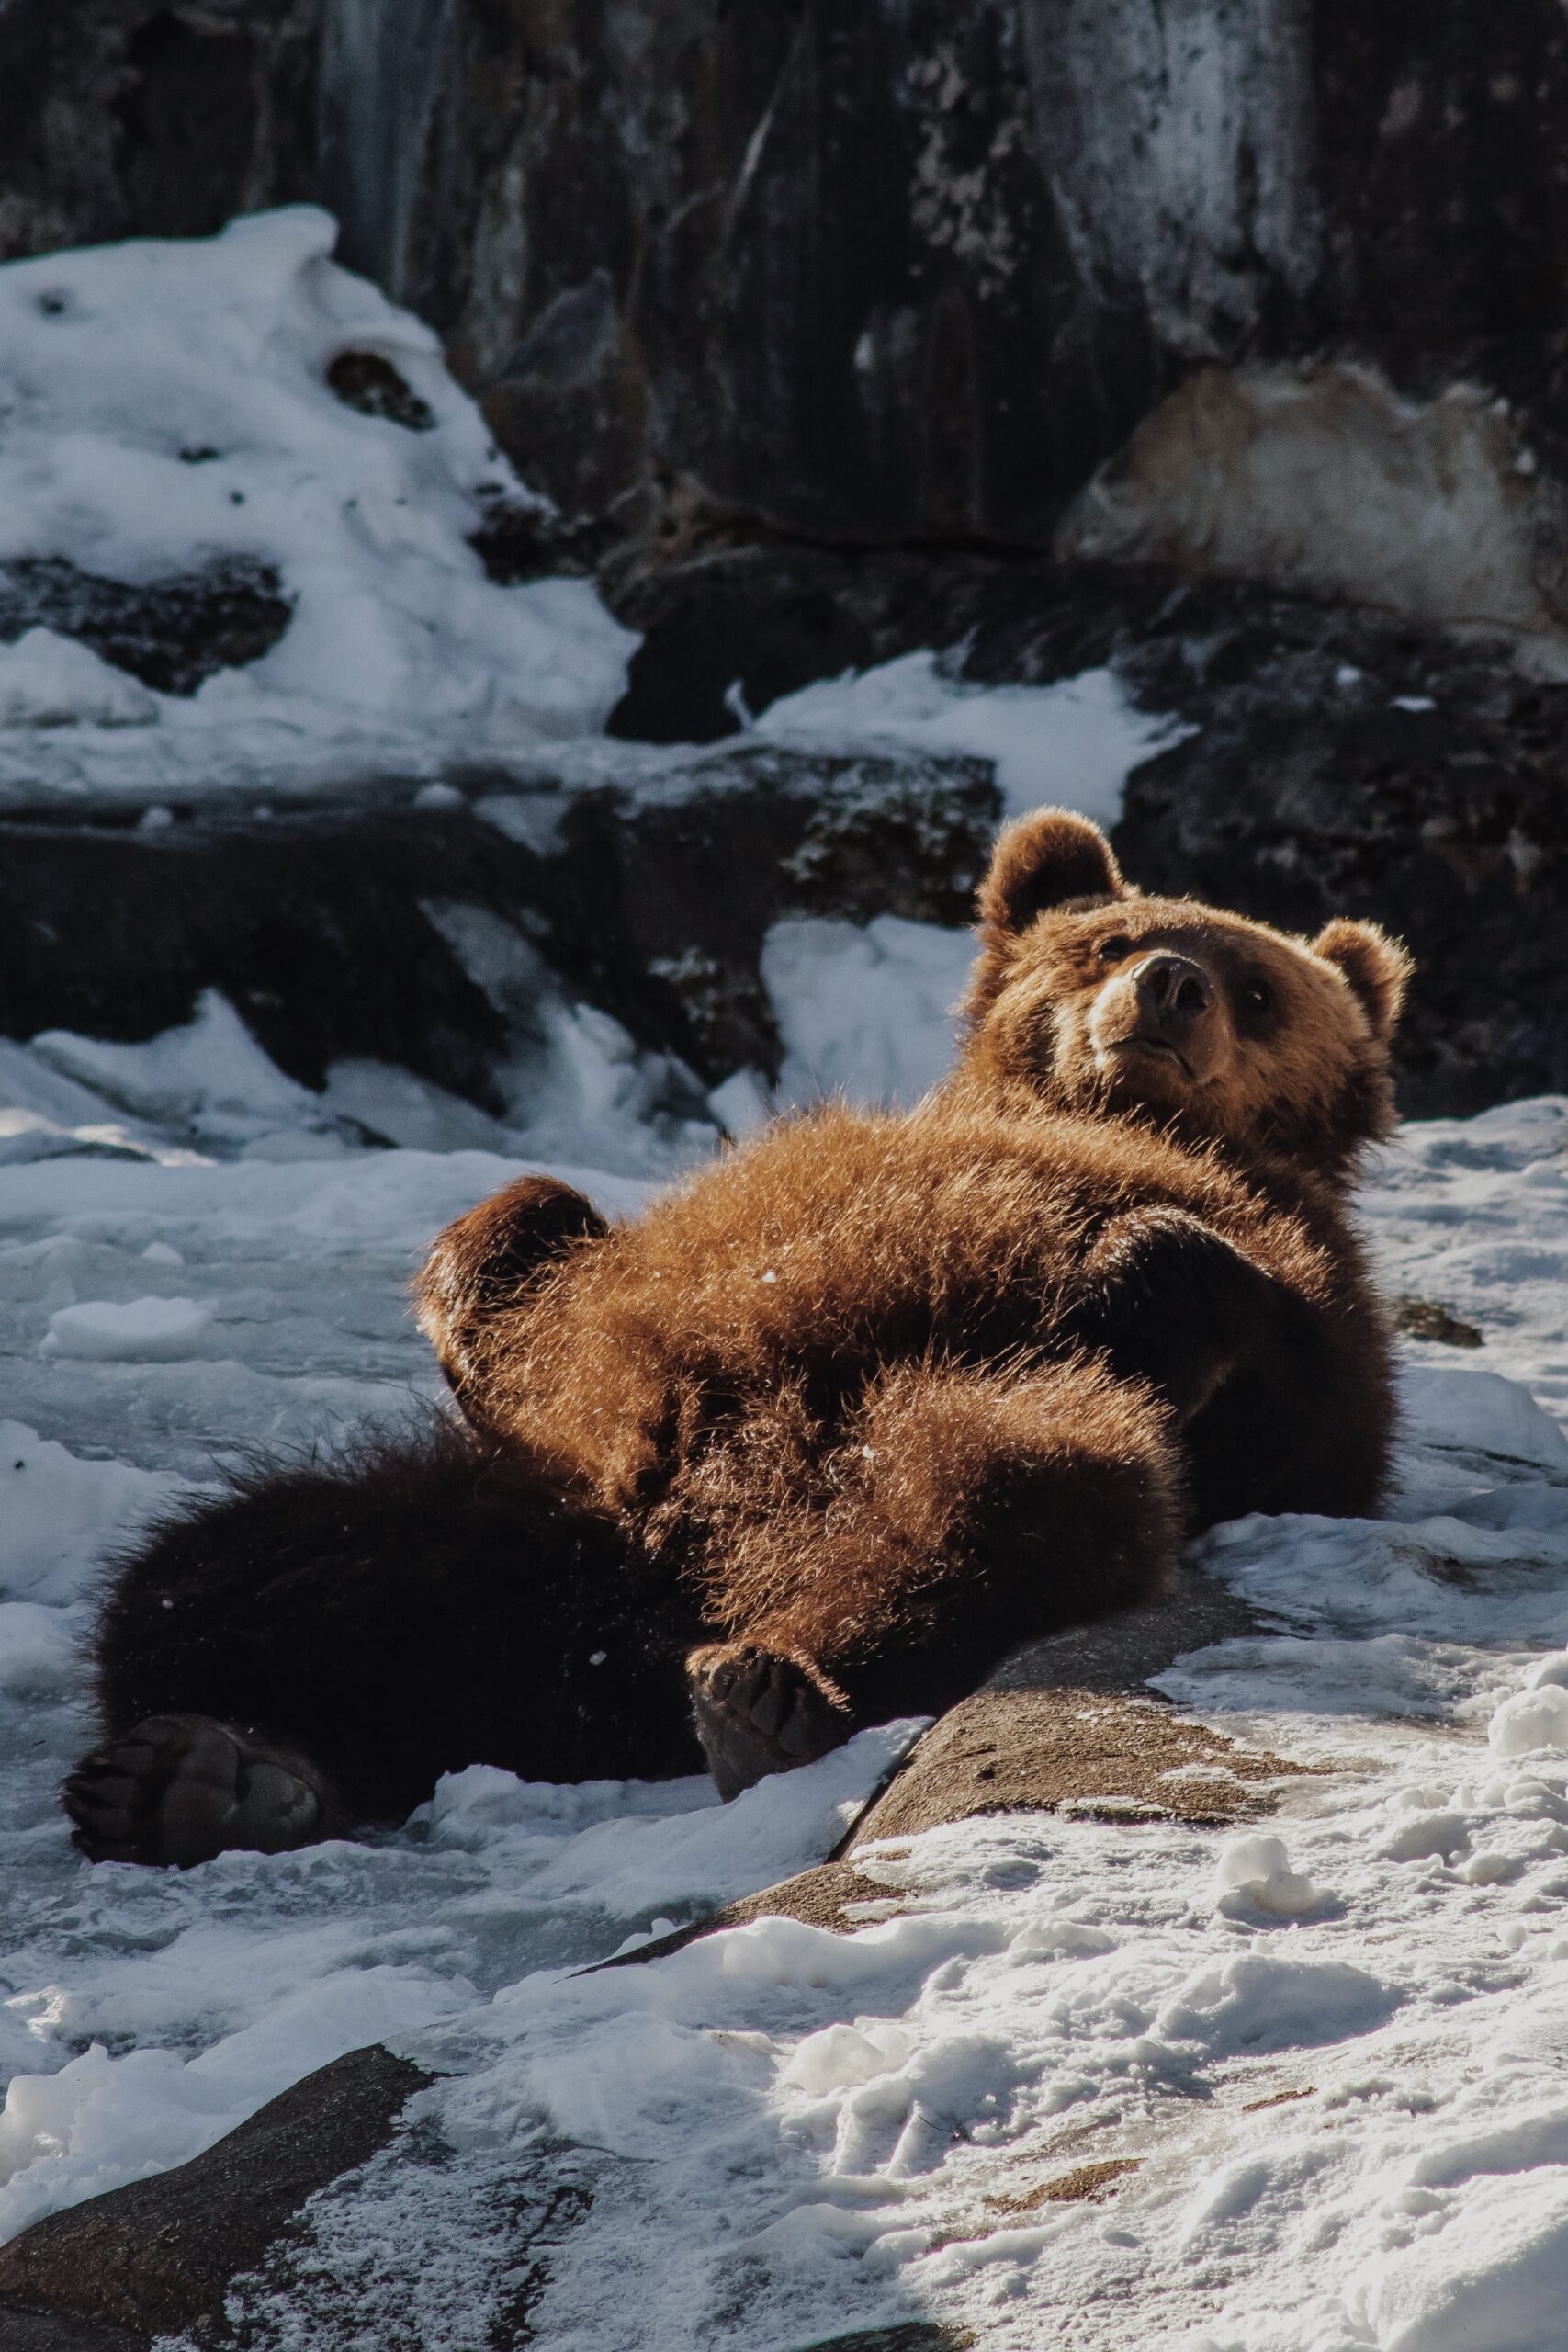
[1133, 954, 1214, 1026]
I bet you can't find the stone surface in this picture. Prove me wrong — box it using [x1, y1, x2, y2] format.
[0, 2044, 432, 2342]
[0, 558, 293, 695]
[0, 745, 999, 1106]
[1055, 361, 1568, 669]
[850, 1566, 1292, 1846]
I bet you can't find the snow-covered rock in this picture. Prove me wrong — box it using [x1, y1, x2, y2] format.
[0, 208, 635, 801]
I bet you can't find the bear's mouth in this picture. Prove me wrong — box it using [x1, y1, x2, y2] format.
[1105, 1034, 1196, 1084]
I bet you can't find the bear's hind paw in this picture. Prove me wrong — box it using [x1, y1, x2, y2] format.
[62, 1713, 342, 1868]
[687, 1642, 852, 1801]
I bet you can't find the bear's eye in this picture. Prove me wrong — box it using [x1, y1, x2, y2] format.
[1097, 936, 1134, 965]
[1242, 977, 1273, 1014]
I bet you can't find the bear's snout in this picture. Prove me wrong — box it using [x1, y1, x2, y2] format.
[1133, 953, 1214, 1030]
[1089, 950, 1224, 1094]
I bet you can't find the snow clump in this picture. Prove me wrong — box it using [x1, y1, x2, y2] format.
[1212, 1831, 1332, 1918]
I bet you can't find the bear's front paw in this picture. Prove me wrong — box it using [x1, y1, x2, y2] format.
[62, 1713, 341, 1868]
[687, 1643, 852, 1801]
[1074, 1206, 1284, 1423]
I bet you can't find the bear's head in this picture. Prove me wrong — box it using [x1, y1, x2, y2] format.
[958, 808, 1412, 1181]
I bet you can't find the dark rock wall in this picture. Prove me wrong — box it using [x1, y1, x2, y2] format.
[0, 0, 320, 255]
[6, 3, 1568, 551]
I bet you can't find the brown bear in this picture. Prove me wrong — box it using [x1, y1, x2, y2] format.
[64, 809, 1409, 1865]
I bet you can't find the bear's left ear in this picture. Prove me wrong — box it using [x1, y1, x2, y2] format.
[977, 808, 1127, 937]
[1313, 919, 1413, 1040]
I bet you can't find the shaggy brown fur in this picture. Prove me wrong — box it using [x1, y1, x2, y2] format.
[67, 808, 1409, 1861]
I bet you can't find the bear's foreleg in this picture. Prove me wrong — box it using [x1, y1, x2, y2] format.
[1066, 1205, 1390, 1524]
[1069, 1206, 1305, 1427]
[65, 1422, 700, 1866]
[683, 1355, 1182, 1796]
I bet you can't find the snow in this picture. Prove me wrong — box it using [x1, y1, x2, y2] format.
[0, 208, 634, 803]
[0, 628, 159, 729]
[761, 914, 976, 1112]
[755, 650, 1192, 824]
[41, 1296, 214, 1363]
[3, 955, 1568, 2351]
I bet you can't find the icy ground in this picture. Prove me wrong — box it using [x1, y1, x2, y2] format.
[1, 983, 1568, 2352]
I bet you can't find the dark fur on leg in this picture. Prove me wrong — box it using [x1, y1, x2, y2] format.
[73, 1419, 703, 1860]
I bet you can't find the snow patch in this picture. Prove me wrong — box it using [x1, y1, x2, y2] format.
[756, 650, 1190, 825]
[0, 208, 635, 803]
[761, 914, 975, 1113]
[0, 629, 158, 728]
[41, 1296, 214, 1363]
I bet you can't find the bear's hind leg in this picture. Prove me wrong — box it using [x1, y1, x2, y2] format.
[682, 1355, 1181, 1795]
[67, 1421, 690, 1866]
[415, 1175, 608, 1427]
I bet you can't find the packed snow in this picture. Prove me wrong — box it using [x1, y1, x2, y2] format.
[0, 208, 1187, 826]
[2, 958, 1568, 2351]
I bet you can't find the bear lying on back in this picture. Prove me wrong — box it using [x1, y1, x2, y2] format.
[65, 809, 1410, 1863]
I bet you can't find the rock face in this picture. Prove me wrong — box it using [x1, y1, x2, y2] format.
[0, 559, 292, 695]
[6, 3, 1568, 574]
[0, 743, 1000, 1111]
[2, 549, 1564, 1123]
[2, 12, 1566, 1120]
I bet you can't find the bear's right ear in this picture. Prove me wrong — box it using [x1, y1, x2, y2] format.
[976, 808, 1126, 937]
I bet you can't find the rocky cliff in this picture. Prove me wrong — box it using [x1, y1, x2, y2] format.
[7, 2, 1568, 579]
[4, 3, 1568, 1120]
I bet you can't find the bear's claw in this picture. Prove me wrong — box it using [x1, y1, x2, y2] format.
[687, 1642, 852, 1801]
[63, 1713, 337, 1868]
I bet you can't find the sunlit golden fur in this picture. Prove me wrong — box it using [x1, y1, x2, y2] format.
[416, 809, 1410, 1727]
[79, 808, 1414, 1852]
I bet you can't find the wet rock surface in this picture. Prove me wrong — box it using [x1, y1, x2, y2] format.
[7, 4, 1568, 569]
[0, 2044, 433, 2344]
[0, 558, 293, 695]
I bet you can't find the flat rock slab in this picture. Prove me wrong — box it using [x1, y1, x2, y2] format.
[0, 2044, 433, 2346]
[856, 1564, 1295, 1842]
